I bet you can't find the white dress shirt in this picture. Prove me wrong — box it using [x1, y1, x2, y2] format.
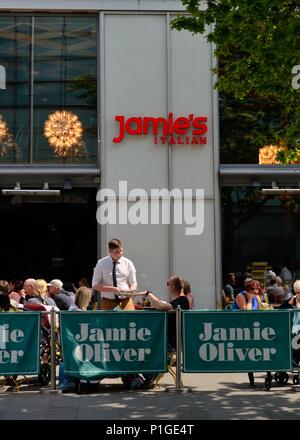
[92, 255, 137, 299]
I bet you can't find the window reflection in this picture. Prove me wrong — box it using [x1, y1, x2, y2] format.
[221, 187, 300, 278]
[0, 15, 97, 164]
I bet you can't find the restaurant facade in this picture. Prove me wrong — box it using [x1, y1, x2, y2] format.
[0, 0, 298, 308]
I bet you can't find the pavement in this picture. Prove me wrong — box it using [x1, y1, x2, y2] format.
[0, 371, 300, 420]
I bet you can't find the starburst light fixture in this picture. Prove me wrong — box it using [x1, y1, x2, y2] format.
[44, 110, 83, 157]
[0, 115, 16, 158]
[0, 115, 8, 139]
[258, 145, 285, 164]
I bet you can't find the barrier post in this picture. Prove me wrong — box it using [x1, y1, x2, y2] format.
[176, 306, 182, 390]
[166, 306, 191, 393]
[50, 308, 56, 390]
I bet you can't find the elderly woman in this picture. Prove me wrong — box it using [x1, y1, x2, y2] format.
[289, 280, 300, 308]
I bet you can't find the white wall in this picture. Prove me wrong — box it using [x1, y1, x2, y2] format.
[101, 13, 217, 309]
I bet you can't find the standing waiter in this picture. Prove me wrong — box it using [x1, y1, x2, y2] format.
[92, 238, 137, 310]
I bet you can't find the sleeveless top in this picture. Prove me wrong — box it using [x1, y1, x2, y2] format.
[233, 290, 259, 310]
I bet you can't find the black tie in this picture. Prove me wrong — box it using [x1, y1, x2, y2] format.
[112, 261, 118, 287]
[112, 261, 118, 300]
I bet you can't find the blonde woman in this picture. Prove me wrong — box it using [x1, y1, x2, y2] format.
[69, 287, 92, 311]
[36, 279, 57, 306]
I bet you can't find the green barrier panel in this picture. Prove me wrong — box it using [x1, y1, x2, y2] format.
[60, 311, 167, 378]
[0, 312, 40, 375]
[183, 310, 292, 372]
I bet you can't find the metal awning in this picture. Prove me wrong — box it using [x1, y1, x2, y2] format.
[219, 165, 300, 186]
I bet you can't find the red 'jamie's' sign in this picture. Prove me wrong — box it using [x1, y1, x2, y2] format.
[113, 113, 208, 145]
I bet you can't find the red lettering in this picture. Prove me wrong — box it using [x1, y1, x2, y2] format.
[191, 136, 199, 145]
[192, 117, 208, 136]
[174, 117, 190, 135]
[113, 115, 125, 143]
[143, 117, 168, 135]
[125, 117, 143, 135]
[113, 114, 208, 142]
[168, 113, 174, 135]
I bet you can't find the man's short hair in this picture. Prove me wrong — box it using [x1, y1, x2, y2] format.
[109, 239, 123, 251]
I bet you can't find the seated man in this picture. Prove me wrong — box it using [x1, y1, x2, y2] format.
[267, 285, 285, 305]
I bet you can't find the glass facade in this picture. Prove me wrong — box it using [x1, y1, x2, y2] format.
[0, 15, 98, 163]
[221, 187, 300, 280]
[219, 94, 283, 164]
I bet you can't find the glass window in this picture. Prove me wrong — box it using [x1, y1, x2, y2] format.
[0, 17, 30, 163]
[0, 15, 98, 164]
[221, 187, 300, 286]
[220, 93, 283, 164]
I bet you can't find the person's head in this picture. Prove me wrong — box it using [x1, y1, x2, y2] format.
[63, 281, 76, 294]
[269, 278, 277, 286]
[293, 280, 300, 296]
[183, 279, 191, 295]
[75, 287, 92, 311]
[0, 280, 10, 294]
[47, 279, 63, 296]
[23, 278, 37, 297]
[78, 278, 89, 288]
[167, 275, 184, 297]
[275, 276, 283, 287]
[245, 279, 260, 295]
[36, 279, 48, 297]
[0, 291, 11, 311]
[109, 238, 123, 261]
[267, 285, 285, 304]
[226, 273, 236, 285]
[13, 280, 23, 292]
[243, 277, 253, 290]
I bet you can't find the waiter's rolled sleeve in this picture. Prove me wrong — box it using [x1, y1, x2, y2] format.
[127, 261, 137, 287]
[92, 261, 103, 288]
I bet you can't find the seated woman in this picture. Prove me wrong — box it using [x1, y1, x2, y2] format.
[68, 287, 92, 311]
[289, 280, 300, 309]
[133, 275, 190, 388]
[233, 279, 261, 310]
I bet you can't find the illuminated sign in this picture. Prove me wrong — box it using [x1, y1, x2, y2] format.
[113, 113, 208, 145]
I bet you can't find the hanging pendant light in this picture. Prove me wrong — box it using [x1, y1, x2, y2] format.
[44, 110, 84, 157]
